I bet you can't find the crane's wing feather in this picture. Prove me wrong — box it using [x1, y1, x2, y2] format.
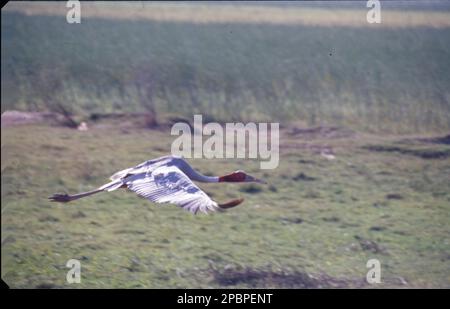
[110, 156, 176, 181]
[124, 165, 219, 214]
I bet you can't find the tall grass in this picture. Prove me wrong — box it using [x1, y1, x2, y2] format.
[2, 10, 450, 133]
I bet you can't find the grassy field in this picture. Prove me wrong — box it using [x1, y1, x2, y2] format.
[2, 3, 450, 133]
[1, 122, 449, 288]
[2, 2, 450, 289]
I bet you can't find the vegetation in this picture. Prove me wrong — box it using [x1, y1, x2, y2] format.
[2, 124, 449, 288]
[1, 2, 449, 289]
[2, 4, 450, 133]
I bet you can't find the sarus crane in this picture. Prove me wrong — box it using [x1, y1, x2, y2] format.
[49, 155, 265, 214]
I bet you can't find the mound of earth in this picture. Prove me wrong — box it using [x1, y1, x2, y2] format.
[288, 125, 355, 140]
[1, 110, 62, 127]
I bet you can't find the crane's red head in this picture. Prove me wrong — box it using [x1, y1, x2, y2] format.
[219, 170, 266, 183]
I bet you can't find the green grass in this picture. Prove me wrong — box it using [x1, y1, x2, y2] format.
[2, 3, 450, 288]
[2, 124, 449, 288]
[2, 9, 450, 133]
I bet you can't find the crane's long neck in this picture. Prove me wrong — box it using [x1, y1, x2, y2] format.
[177, 161, 219, 183]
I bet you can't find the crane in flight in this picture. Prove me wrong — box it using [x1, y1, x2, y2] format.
[49, 155, 266, 214]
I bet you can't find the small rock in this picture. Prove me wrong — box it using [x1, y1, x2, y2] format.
[77, 122, 88, 131]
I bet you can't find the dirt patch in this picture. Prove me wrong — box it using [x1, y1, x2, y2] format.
[281, 143, 336, 157]
[292, 172, 316, 181]
[363, 145, 450, 159]
[288, 126, 355, 140]
[210, 266, 364, 288]
[280, 217, 303, 225]
[239, 184, 263, 194]
[405, 134, 450, 145]
[1, 110, 62, 127]
[88, 113, 164, 130]
[2, 110, 162, 129]
[426, 134, 450, 145]
[71, 211, 87, 219]
[386, 193, 403, 200]
[322, 216, 340, 223]
[354, 235, 387, 254]
[90, 112, 158, 128]
[39, 215, 60, 222]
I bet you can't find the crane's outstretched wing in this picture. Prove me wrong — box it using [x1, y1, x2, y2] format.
[124, 165, 219, 214]
[110, 155, 176, 181]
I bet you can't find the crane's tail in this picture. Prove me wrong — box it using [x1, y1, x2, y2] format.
[218, 198, 244, 209]
[109, 167, 133, 181]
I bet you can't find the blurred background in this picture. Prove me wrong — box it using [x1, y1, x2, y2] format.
[1, 1, 449, 288]
[2, 1, 450, 132]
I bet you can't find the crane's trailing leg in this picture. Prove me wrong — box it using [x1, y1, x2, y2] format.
[218, 198, 244, 209]
[49, 188, 104, 203]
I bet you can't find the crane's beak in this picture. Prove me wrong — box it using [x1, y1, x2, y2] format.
[245, 174, 267, 184]
[255, 178, 268, 184]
